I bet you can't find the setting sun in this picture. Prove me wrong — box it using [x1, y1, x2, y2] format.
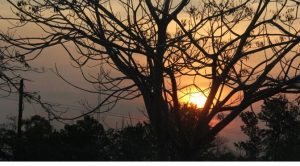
[185, 92, 207, 108]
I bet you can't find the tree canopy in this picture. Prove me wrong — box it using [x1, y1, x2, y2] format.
[0, 115, 233, 160]
[236, 95, 300, 160]
[1, 0, 300, 159]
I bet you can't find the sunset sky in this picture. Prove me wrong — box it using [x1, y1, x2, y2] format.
[2, 0, 300, 150]
[0, 0, 148, 126]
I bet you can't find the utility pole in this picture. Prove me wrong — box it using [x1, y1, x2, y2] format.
[16, 78, 24, 160]
[96, 64, 102, 122]
[17, 79, 24, 139]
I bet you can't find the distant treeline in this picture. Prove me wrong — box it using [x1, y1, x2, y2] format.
[1, 95, 300, 161]
[0, 115, 234, 161]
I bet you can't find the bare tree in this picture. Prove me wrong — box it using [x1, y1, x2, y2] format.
[1, 0, 300, 159]
[0, 47, 29, 96]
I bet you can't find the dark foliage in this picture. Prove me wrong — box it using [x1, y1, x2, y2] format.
[0, 114, 234, 161]
[236, 95, 300, 161]
[104, 123, 159, 160]
[0, 115, 108, 160]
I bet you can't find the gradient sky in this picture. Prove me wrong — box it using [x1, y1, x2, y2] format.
[4, 0, 297, 149]
[0, 0, 162, 126]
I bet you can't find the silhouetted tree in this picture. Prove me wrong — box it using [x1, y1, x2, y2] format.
[0, 117, 17, 160]
[0, 115, 108, 161]
[235, 111, 262, 160]
[57, 116, 107, 160]
[236, 95, 300, 160]
[1, 0, 300, 159]
[104, 123, 159, 160]
[0, 114, 236, 161]
[0, 115, 54, 160]
[20, 115, 54, 160]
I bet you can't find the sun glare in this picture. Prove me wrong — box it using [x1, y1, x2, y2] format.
[185, 92, 207, 108]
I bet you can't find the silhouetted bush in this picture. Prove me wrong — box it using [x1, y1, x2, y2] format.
[0, 114, 234, 161]
[236, 95, 300, 161]
[0, 115, 107, 161]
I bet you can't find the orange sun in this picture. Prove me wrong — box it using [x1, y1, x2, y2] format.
[184, 92, 207, 108]
[189, 93, 207, 108]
